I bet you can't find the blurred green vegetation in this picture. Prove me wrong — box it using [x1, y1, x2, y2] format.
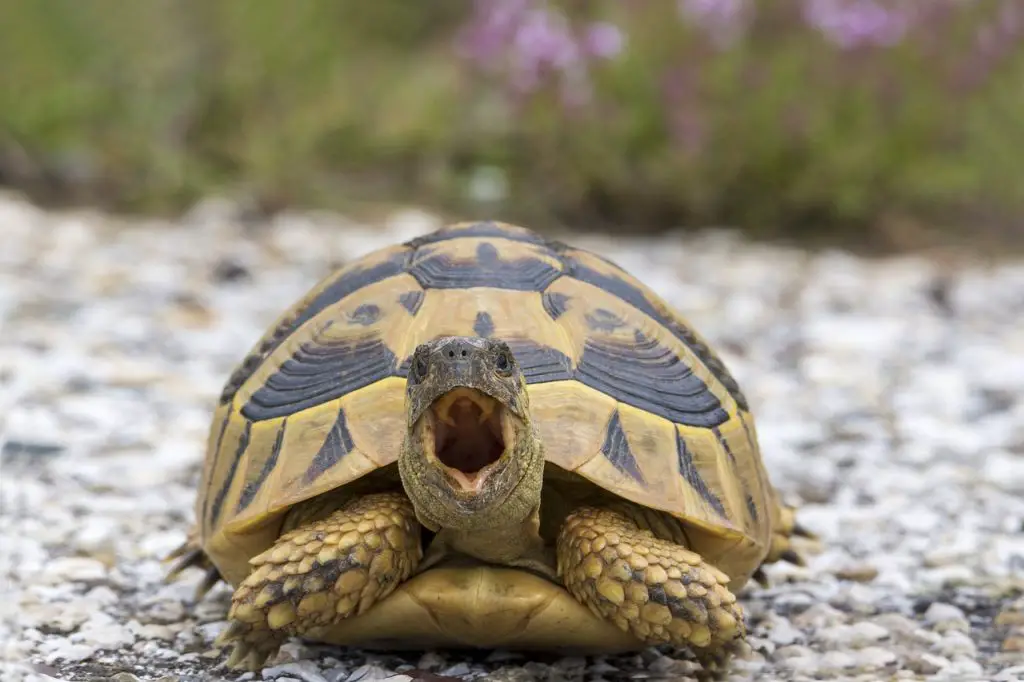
[2, 0, 1022, 250]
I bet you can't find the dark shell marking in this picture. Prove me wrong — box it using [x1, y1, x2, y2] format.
[303, 408, 356, 485]
[210, 222, 757, 535]
[675, 430, 728, 519]
[235, 421, 286, 514]
[601, 410, 645, 484]
[241, 336, 398, 422]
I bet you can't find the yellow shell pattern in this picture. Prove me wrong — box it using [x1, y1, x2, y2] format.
[197, 222, 780, 586]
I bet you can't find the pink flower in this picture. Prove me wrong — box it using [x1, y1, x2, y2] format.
[802, 0, 912, 49]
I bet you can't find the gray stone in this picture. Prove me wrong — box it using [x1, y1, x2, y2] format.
[932, 630, 977, 658]
[847, 621, 890, 647]
[415, 652, 445, 670]
[855, 646, 897, 669]
[923, 602, 968, 626]
[766, 615, 803, 646]
[439, 662, 473, 677]
[262, 661, 329, 682]
[43, 642, 98, 664]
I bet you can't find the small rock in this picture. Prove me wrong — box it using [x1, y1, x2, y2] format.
[1002, 634, 1024, 652]
[44, 642, 97, 664]
[766, 615, 802, 646]
[834, 563, 878, 582]
[262, 661, 328, 682]
[774, 644, 814, 659]
[792, 603, 845, 629]
[932, 630, 977, 657]
[77, 613, 135, 649]
[415, 652, 445, 670]
[587, 660, 619, 674]
[848, 621, 890, 646]
[785, 656, 821, 675]
[996, 605, 1024, 627]
[145, 599, 187, 624]
[482, 668, 539, 682]
[936, 658, 983, 679]
[995, 665, 1024, 681]
[923, 602, 970, 632]
[820, 650, 857, 671]
[194, 621, 227, 642]
[345, 665, 409, 682]
[906, 652, 949, 674]
[439, 662, 472, 677]
[41, 556, 106, 583]
[128, 620, 176, 640]
[855, 646, 897, 669]
[212, 257, 252, 284]
[647, 654, 696, 675]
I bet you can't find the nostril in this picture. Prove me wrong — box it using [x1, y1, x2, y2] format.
[448, 350, 454, 358]
[461, 350, 467, 357]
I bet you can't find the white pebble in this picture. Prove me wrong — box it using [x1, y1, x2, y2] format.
[76, 613, 135, 649]
[848, 621, 890, 646]
[41, 557, 107, 583]
[416, 652, 445, 670]
[856, 646, 897, 669]
[766, 615, 802, 646]
[44, 641, 97, 664]
[932, 630, 977, 658]
[262, 661, 329, 682]
[923, 602, 970, 631]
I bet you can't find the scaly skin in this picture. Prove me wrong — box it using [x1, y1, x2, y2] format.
[215, 492, 421, 670]
[557, 506, 743, 652]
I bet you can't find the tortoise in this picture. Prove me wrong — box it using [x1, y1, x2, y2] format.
[166, 220, 810, 671]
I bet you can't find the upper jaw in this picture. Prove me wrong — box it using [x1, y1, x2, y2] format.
[418, 387, 518, 494]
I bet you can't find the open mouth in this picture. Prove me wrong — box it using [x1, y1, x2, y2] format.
[425, 387, 512, 492]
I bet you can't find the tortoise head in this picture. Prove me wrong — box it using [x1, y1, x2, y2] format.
[398, 336, 544, 531]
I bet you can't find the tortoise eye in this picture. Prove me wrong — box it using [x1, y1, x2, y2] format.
[413, 354, 429, 381]
[495, 349, 513, 375]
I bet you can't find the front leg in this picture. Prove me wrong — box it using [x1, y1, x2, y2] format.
[556, 505, 744, 655]
[216, 492, 422, 670]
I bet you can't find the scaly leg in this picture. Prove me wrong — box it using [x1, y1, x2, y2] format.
[215, 491, 422, 670]
[556, 505, 744, 657]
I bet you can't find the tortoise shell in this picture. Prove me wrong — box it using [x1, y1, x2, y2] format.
[197, 221, 779, 587]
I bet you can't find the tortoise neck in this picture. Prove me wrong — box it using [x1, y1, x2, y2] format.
[399, 426, 545, 533]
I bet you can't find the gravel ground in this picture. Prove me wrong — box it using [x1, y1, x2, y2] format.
[1, 192, 1023, 682]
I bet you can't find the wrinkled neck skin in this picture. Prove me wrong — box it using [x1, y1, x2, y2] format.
[399, 416, 544, 533]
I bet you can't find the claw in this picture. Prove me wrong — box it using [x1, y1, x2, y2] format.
[163, 545, 223, 598]
[216, 620, 248, 647]
[792, 521, 817, 540]
[219, 626, 274, 671]
[163, 540, 194, 563]
[163, 547, 204, 582]
[780, 549, 805, 567]
[195, 566, 222, 600]
[224, 642, 251, 670]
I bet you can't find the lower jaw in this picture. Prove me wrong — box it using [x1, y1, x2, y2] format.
[421, 467, 525, 528]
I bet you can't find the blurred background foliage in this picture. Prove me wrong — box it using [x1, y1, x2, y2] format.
[1, 0, 1022, 250]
